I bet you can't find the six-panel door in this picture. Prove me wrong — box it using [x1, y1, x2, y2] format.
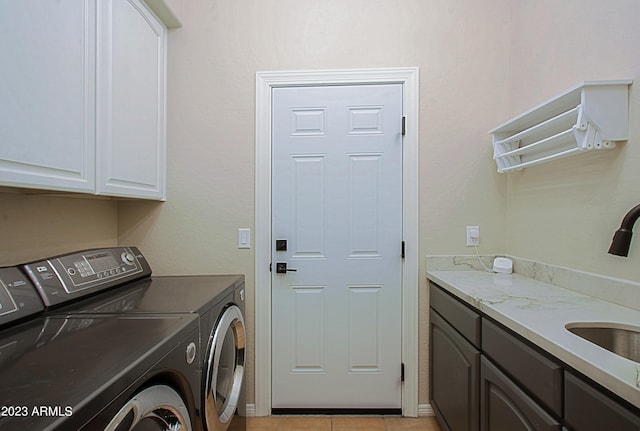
[271, 84, 404, 409]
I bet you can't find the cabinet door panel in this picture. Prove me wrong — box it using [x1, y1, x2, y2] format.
[430, 309, 480, 431]
[0, 0, 95, 192]
[481, 357, 561, 431]
[97, 0, 166, 200]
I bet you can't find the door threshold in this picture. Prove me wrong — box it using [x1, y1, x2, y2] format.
[271, 408, 402, 416]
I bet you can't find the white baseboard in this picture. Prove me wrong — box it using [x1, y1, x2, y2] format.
[418, 403, 435, 417]
[245, 404, 257, 417]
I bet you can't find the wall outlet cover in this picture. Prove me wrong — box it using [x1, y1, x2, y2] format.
[466, 226, 479, 246]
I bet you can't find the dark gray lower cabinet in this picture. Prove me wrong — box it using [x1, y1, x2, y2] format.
[430, 310, 480, 431]
[429, 282, 640, 431]
[481, 357, 562, 431]
[564, 372, 640, 431]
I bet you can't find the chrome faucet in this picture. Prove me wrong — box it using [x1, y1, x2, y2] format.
[608, 203, 640, 257]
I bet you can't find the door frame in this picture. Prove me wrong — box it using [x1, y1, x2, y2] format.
[255, 67, 419, 417]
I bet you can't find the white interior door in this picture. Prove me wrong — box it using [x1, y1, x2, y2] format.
[271, 84, 403, 409]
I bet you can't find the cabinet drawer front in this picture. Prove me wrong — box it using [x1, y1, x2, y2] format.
[565, 372, 640, 431]
[481, 357, 561, 431]
[482, 319, 563, 417]
[430, 282, 481, 348]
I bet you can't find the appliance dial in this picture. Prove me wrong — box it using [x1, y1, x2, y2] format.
[121, 252, 136, 265]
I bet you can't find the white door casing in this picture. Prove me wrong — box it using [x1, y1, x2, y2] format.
[255, 68, 419, 416]
[271, 84, 403, 408]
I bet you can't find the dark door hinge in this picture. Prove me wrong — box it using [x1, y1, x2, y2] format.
[401, 117, 406, 136]
[269, 263, 272, 272]
[401, 363, 405, 382]
[401, 241, 405, 259]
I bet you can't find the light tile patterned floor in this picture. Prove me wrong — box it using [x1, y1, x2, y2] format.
[247, 416, 442, 431]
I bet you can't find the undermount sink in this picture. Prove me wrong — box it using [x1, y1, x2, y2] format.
[565, 322, 640, 363]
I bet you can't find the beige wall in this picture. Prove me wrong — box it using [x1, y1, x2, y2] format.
[505, 0, 640, 283]
[0, 190, 118, 265]
[118, 0, 511, 409]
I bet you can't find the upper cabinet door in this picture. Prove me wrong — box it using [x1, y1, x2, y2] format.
[96, 0, 167, 200]
[0, 0, 96, 193]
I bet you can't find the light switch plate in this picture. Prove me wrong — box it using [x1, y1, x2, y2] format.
[238, 228, 251, 249]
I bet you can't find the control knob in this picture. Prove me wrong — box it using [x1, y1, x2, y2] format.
[121, 252, 136, 265]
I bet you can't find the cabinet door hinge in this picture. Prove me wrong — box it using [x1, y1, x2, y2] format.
[401, 363, 405, 382]
[402, 116, 406, 136]
[269, 263, 272, 272]
[401, 241, 405, 259]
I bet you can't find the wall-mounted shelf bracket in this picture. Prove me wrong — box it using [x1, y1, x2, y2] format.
[490, 80, 632, 173]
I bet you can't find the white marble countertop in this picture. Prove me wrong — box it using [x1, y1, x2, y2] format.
[426, 269, 640, 409]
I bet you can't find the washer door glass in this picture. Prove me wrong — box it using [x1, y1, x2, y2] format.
[204, 304, 246, 431]
[105, 385, 192, 431]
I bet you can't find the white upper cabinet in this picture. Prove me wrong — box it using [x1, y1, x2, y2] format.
[0, 1, 97, 193]
[97, 0, 167, 200]
[0, 0, 167, 200]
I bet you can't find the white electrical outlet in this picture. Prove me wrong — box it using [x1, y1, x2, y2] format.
[466, 226, 479, 246]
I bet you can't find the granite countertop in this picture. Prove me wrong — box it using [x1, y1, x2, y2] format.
[426, 268, 640, 409]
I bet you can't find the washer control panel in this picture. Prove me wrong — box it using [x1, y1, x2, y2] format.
[0, 267, 44, 327]
[23, 247, 152, 308]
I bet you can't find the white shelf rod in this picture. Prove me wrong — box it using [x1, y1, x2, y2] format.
[499, 147, 583, 172]
[495, 128, 575, 159]
[493, 106, 581, 148]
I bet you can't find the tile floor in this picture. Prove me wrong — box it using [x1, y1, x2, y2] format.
[247, 416, 442, 431]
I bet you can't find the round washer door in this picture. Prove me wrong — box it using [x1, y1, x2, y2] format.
[104, 385, 192, 431]
[204, 304, 246, 431]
